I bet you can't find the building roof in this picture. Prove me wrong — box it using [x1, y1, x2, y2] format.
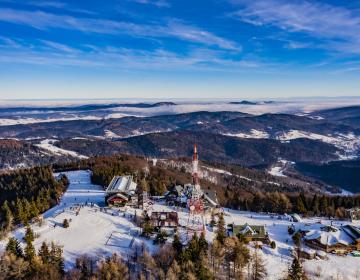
[150, 211, 179, 223]
[203, 189, 219, 207]
[107, 193, 129, 202]
[106, 176, 137, 195]
[233, 224, 266, 239]
[342, 225, 360, 240]
[304, 226, 354, 246]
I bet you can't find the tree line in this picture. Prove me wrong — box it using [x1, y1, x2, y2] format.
[0, 166, 69, 238]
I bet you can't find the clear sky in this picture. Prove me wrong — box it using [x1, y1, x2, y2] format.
[0, 0, 359, 99]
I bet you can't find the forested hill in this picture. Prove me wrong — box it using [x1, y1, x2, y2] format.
[0, 139, 75, 169]
[52, 131, 339, 168]
[296, 159, 360, 193]
[0, 166, 69, 237]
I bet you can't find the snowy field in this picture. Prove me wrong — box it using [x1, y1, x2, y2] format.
[1, 170, 359, 279]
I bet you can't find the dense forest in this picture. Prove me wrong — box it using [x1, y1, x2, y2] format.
[0, 166, 69, 238]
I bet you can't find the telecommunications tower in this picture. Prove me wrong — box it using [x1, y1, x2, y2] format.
[187, 144, 205, 234]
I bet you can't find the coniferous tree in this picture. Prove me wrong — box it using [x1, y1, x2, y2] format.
[49, 242, 65, 273]
[287, 257, 308, 280]
[1, 200, 13, 231]
[24, 238, 36, 262]
[5, 237, 23, 258]
[63, 219, 69, 228]
[311, 194, 320, 216]
[295, 195, 306, 214]
[38, 242, 50, 264]
[210, 212, 216, 228]
[15, 198, 26, 225]
[30, 199, 39, 219]
[198, 231, 208, 255]
[24, 226, 35, 244]
[172, 232, 183, 255]
[96, 253, 129, 280]
[251, 248, 267, 280]
[216, 213, 227, 245]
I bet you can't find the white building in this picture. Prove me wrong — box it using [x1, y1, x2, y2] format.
[106, 176, 137, 196]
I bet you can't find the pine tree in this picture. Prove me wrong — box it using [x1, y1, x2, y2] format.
[311, 194, 320, 216]
[30, 200, 39, 219]
[15, 198, 26, 225]
[63, 219, 69, 228]
[49, 242, 65, 273]
[251, 249, 267, 280]
[1, 200, 13, 231]
[5, 237, 23, 258]
[295, 195, 306, 214]
[198, 231, 208, 255]
[38, 242, 50, 264]
[24, 238, 36, 262]
[96, 253, 129, 280]
[141, 211, 153, 238]
[166, 260, 181, 280]
[210, 212, 216, 227]
[24, 226, 35, 244]
[184, 233, 200, 263]
[287, 257, 308, 280]
[216, 213, 227, 245]
[172, 232, 183, 254]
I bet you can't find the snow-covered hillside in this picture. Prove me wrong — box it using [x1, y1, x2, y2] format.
[1, 170, 359, 279]
[35, 139, 88, 159]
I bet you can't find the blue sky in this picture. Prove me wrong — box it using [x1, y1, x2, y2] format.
[0, 0, 359, 99]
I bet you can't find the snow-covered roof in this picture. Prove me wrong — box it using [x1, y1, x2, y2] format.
[290, 213, 302, 222]
[106, 176, 137, 195]
[304, 227, 354, 246]
[240, 225, 256, 235]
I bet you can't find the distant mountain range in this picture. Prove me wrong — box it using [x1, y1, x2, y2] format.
[0, 105, 359, 193]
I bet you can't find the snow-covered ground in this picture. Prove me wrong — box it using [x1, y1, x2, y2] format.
[1, 170, 359, 279]
[224, 129, 269, 139]
[276, 130, 360, 159]
[223, 129, 360, 159]
[0, 171, 153, 269]
[35, 139, 88, 159]
[268, 160, 294, 177]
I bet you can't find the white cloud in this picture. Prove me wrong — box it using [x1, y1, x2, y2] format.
[0, 39, 256, 72]
[130, 0, 170, 8]
[230, 0, 360, 54]
[40, 40, 79, 54]
[0, 8, 239, 50]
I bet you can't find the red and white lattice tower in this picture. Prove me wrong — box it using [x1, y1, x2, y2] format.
[187, 144, 205, 235]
